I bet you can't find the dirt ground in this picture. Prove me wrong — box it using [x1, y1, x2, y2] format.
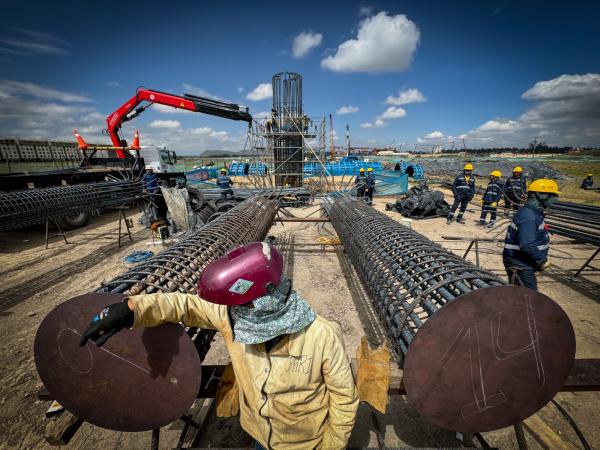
[0, 192, 598, 449]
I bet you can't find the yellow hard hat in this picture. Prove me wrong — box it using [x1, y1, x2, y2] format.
[513, 166, 523, 173]
[464, 163, 473, 171]
[359, 168, 365, 172]
[528, 178, 560, 194]
[367, 167, 373, 172]
[490, 170, 502, 178]
[587, 173, 593, 177]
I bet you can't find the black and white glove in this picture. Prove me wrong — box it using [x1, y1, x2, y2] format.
[79, 301, 134, 347]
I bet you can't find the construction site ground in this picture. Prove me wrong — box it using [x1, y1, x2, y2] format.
[0, 191, 598, 449]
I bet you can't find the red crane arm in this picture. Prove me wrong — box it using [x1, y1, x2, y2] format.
[106, 88, 252, 157]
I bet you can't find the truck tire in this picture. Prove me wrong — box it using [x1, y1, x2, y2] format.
[60, 212, 90, 229]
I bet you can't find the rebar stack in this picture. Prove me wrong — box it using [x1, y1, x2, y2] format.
[0, 179, 147, 231]
[95, 196, 278, 359]
[327, 196, 504, 359]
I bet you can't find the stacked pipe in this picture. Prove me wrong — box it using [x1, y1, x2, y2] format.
[0, 179, 147, 231]
[95, 196, 278, 358]
[546, 201, 600, 246]
[327, 196, 504, 358]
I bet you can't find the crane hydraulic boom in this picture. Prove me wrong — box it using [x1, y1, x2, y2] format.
[106, 88, 252, 157]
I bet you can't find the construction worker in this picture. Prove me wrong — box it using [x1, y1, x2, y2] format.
[581, 173, 593, 189]
[142, 167, 159, 194]
[355, 167, 367, 200]
[79, 242, 359, 449]
[504, 166, 527, 213]
[479, 170, 503, 227]
[216, 168, 234, 201]
[503, 179, 560, 290]
[365, 167, 376, 205]
[446, 163, 476, 224]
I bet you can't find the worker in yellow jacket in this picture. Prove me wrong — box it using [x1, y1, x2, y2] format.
[80, 241, 359, 450]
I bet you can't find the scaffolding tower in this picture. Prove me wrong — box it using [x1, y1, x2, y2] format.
[247, 72, 327, 188]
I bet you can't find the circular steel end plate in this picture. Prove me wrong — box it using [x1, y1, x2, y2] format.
[404, 285, 575, 433]
[34, 293, 202, 432]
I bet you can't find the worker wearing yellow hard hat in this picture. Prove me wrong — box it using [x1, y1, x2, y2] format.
[447, 163, 476, 224]
[355, 168, 367, 200]
[581, 173, 593, 189]
[504, 165, 527, 214]
[365, 167, 376, 205]
[503, 178, 560, 290]
[479, 170, 503, 227]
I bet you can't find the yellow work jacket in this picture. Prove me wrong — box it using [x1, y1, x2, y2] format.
[130, 293, 359, 449]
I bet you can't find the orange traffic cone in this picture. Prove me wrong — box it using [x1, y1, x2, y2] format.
[73, 129, 88, 150]
[131, 130, 140, 150]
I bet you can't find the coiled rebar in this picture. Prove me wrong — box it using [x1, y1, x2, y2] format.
[327, 196, 504, 359]
[0, 179, 147, 231]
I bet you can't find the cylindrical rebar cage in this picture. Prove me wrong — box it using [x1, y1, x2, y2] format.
[272, 72, 304, 187]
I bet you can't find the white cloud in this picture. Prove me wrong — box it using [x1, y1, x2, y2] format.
[106, 81, 120, 87]
[237, 86, 244, 93]
[360, 119, 386, 128]
[148, 119, 181, 129]
[0, 82, 248, 155]
[292, 31, 323, 58]
[378, 106, 406, 119]
[522, 74, 600, 101]
[477, 119, 519, 132]
[0, 28, 70, 56]
[457, 73, 600, 147]
[385, 88, 426, 105]
[246, 83, 272, 101]
[252, 111, 272, 119]
[321, 11, 420, 73]
[0, 80, 91, 102]
[359, 6, 373, 16]
[336, 105, 359, 115]
[424, 130, 445, 139]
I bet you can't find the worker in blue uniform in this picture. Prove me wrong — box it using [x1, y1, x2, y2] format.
[142, 168, 159, 194]
[503, 179, 560, 290]
[581, 174, 593, 189]
[446, 163, 476, 224]
[504, 166, 527, 213]
[479, 170, 503, 227]
[355, 168, 367, 200]
[216, 168, 234, 201]
[365, 167, 376, 205]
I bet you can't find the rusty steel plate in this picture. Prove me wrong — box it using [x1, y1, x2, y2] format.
[403, 285, 575, 433]
[34, 293, 201, 432]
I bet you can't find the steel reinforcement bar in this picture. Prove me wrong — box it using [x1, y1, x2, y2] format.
[95, 195, 278, 359]
[0, 179, 147, 231]
[327, 196, 505, 358]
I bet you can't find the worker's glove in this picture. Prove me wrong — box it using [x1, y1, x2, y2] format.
[79, 301, 134, 347]
[490, 202, 498, 207]
[537, 261, 551, 271]
[480, 199, 483, 204]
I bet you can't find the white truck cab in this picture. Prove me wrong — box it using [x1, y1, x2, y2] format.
[139, 146, 178, 172]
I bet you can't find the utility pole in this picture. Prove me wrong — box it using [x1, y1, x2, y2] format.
[329, 114, 335, 161]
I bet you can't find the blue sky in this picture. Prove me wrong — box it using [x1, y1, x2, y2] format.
[1, 0, 599, 153]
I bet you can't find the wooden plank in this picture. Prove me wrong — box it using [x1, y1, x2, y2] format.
[523, 414, 577, 450]
[45, 411, 84, 446]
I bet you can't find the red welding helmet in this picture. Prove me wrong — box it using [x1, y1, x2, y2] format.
[197, 242, 284, 306]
